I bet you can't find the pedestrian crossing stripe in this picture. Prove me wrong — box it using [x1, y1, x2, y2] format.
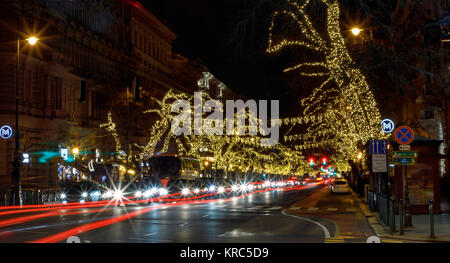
[326, 208, 338, 211]
[268, 206, 282, 210]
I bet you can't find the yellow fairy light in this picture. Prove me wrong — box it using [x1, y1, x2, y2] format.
[266, 0, 386, 171]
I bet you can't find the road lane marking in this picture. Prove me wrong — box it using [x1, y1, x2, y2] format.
[307, 207, 319, 211]
[281, 211, 330, 238]
[128, 237, 173, 242]
[325, 237, 345, 243]
[268, 206, 282, 210]
[381, 238, 403, 243]
[346, 208, 357, 212]
[202, 214, 209, 218]
[248, 206, 264, 210]
[144, 232, 156, 236]
[326, 208, 338, 212]
[291, 207, 302, 210]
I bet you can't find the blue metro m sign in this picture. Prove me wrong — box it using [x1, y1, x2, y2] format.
[380, 119, 394, 134]
[0, 125, 13, 140]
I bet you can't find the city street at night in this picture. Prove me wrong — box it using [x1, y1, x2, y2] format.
[0, 0, 449, 255]
[0, 181, 380, 243]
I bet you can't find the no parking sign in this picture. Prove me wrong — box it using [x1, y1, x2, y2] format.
[394, 126, 414, 145]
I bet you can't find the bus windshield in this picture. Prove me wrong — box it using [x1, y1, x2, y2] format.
[149, 156, 181, 180]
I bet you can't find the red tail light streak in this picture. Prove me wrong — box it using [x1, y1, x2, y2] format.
[29, 183, 317, 243]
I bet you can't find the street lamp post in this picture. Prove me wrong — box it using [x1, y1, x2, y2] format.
[12, 35, 38, 206]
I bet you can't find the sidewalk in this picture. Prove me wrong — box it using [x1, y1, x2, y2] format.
[350, 189, 450, 243]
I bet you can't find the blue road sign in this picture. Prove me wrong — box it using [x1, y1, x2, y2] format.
[370, 140, 388, 154]
[0, 125, 13, 140]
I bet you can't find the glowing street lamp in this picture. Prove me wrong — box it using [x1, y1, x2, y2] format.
[12, 35, 39, 206]
[26, 37, 39, 45]
[72, 147, 80, 155]
[351, 27, 362, 36]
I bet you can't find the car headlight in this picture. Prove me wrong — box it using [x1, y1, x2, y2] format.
[240, 184, 247, 191]
[143, 190, 151, 198]
[182, 188, 190, 195]
[231, 185, 238, 192]
[208, 185, 216, 192]
[113, 190, 124, 199]
[194, 188, 200, 194]
[218, 186, 225, 193]
[102, 191, 113, 198]
[150, 188, 158, 195]
[135, 191, 142, 197]
[60, 193, 66, 199]
[159, 188, 168, 196]
[81, 192, 88, 198]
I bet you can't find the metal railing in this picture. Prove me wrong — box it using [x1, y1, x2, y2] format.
[378, 193, 396, 233]
[0, 189, 60, 206]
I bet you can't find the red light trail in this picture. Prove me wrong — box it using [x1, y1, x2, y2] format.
[29, 183, 319, 243]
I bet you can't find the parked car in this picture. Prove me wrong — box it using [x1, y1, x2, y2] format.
[330, 179, 349, 194]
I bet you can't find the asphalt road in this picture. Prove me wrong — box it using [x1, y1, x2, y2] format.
[0, 182, 376, 243]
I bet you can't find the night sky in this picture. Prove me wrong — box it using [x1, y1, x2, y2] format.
[143, 0, 300, 116]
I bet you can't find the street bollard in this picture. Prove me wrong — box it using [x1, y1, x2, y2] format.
[429, 200, 435, 238]
[399, 199, 404, 235]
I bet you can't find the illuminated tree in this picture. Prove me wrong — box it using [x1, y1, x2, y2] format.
[100, 89, 307, 177]
[266, 0, 386, 170]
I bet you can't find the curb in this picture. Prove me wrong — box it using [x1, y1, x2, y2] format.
[349, 188, 450, 243]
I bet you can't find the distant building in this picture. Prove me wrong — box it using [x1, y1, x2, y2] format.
[0, 0, 218, 190]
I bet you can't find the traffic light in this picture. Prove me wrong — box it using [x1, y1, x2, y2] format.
[309, 158, 315, 166]
[322, 157, 327, 165]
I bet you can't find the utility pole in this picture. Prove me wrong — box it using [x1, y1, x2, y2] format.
[12, 35, 24, 207]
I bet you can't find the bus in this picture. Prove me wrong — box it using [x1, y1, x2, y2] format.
[146, 154, 200, 186]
